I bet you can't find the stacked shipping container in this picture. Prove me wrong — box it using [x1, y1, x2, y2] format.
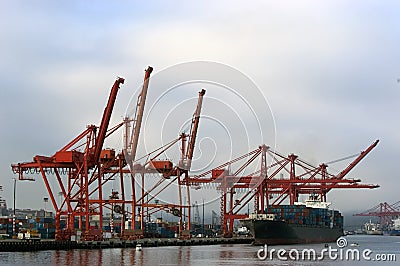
[27, 217, 56, 239]
[265, 205, 343, 228]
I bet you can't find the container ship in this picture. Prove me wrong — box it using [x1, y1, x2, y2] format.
[383, 218, 400, 236]
[363, 220, 382, 235]
[240, 195, 343, 245]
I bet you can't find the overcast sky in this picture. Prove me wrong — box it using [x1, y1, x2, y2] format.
[1, 1, 399, 217]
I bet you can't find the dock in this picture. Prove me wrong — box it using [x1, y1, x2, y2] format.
[0, 237, 253, 252]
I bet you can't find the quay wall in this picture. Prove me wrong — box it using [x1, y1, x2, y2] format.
[0, 237, 253, 252]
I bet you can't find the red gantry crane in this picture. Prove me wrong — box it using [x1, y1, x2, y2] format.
[12, 76, 125, 240]
[11, 65, 379, 241]
[187, 140, 380, 237]
[127, 89, 206, 239]
[354, 201, 400, 226]
[12, 65, 207, 240]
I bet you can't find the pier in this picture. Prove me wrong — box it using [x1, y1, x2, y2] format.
[0, 237, 253, 252]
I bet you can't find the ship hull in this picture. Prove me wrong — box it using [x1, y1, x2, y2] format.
[383, 230, 400, 236]
[365, 230, 382, 235]
[242, 219, 343, 245]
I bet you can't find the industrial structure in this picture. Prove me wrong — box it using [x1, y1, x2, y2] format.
[11, 66, 380, 240]
[186, 140, 379, 237]
[354, 201, 400, 226]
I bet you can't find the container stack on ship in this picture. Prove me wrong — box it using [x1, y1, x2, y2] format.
[241, 195, 344, 245]
[384, 218, 400, 236]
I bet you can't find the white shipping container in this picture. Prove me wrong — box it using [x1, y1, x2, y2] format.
[103, 232, 112, 239]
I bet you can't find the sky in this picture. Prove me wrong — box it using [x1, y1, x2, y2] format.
[0, 0, 399, 220]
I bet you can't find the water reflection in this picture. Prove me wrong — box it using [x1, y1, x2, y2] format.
[0, 244, 299, 265]
[219, 244, 235, 260]
[3, 237, 397, 266]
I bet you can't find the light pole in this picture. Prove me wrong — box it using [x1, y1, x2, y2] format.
[12, 178, 33, 237]
[192, 203, 195, 225]
[43, 197, 49, 238]
[110, 191, 114, 235]
[202, 199, 205, 237]
[43, 197, 48, 218]
[13, 178, 16, 238]
[58, 191, 63, 206]
[183, 196, 186, 230]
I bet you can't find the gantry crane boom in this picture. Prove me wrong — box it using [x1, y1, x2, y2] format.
[93, 77, 125, 162]
[184, 89, 206, 170]
[334, 139, 379, 180]
[323, 139, 379, 195]
[126, 66, 153, 162]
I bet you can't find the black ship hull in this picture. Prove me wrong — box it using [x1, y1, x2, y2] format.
[242, 219, 343, 245]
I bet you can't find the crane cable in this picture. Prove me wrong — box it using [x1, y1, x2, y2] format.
[326, 153, 359, 164]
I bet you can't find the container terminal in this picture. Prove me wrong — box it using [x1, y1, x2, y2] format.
[4, 66, 380, 250]
[350, 201, 400, 236]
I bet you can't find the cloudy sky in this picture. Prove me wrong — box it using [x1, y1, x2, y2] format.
[1, 0, 399, 218]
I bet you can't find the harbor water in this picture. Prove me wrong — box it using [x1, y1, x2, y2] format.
[0, 235, 399, 265]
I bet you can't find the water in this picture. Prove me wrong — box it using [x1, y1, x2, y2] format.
[0, 235, 399, 265]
